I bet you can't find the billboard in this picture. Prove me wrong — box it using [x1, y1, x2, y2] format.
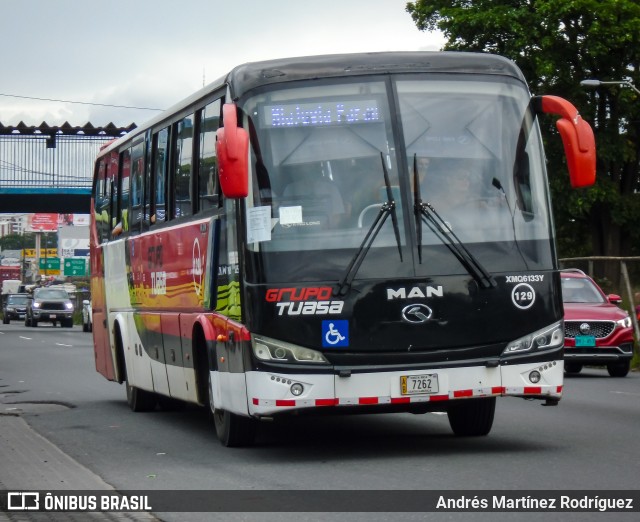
[27, 213, 59, 232]
[25, 214, 91, 232]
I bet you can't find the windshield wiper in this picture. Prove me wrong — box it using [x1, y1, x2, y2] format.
[334, 153, 403, 297]
[412, 155, 496, 289]
[491, 177, 529, 270]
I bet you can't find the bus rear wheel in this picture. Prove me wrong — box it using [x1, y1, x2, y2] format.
[447, 397, 496, 437]
[125, 377, 157, 412]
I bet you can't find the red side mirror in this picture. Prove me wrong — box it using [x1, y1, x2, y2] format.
[216, 103, 249, 198]
[536, 95, 596, 188]
[608, 294, 622, 305]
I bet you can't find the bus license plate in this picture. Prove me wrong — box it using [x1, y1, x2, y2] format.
[575, 335, 596, 347]
[401, 374, 439, 395]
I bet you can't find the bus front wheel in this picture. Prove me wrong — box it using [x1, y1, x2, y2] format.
[213, 409, 257, 448]
[447, 397, 496, 437]
[208, 372, 256, 447]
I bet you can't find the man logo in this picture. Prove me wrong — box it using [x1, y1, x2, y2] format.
[401, 304, 432, 324]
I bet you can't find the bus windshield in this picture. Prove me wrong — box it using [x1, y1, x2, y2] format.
[242, 75, 553, 284]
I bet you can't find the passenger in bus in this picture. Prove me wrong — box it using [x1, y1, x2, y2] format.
[418, 161, 480, 210]
[440, 167, 477, 209]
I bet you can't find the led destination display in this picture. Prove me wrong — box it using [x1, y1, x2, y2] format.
[262, 100, 381, 128]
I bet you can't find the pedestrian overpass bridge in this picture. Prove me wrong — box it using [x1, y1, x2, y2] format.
[0, 121, 135, 213]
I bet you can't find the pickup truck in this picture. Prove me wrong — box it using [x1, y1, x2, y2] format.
[25, 287, 75, 328]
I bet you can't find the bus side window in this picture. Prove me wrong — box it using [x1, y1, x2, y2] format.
[108, 153, 119, 239]
[143, 131, 152, 231]
[118, 148, 131, 235]
[152, 127, 170, 226]
[198, 100, 221, 212]
[513, 130, 534, 220]
[129, 140, 145, 234]
[173, 114, 194, 219]
[94, 159, 108, 244]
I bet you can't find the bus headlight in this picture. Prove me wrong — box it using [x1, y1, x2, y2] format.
[252, 335, 330, 364]
[503, 321, 564, 355]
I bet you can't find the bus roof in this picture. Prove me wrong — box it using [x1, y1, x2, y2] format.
[226, 51, 525, 99]
[98, 52, 525, 157]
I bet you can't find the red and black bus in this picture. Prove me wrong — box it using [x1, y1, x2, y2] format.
[90, 52, 595, 446]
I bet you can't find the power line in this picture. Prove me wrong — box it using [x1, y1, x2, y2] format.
[0, 92, 164, 111]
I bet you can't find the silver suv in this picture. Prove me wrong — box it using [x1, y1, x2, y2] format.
[25, 287, 74, 328]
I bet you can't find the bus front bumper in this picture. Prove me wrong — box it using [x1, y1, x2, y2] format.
[245, 359, 563, 417]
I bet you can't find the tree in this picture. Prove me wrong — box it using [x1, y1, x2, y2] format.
[0, 233, 36, 251]
[406, 0, 640, 281]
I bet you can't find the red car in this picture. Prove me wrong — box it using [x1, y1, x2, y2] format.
[561, 269, 635, 377]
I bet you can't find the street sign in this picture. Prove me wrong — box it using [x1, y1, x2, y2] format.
[64, 258, 86, 276]
[39, 258, 61, 270]
[24, 248, 58, 259]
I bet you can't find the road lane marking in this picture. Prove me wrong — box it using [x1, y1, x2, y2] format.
[55, 343, 73, 347]
[19, 336, 32, 340]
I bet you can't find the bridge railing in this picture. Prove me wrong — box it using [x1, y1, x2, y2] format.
[0, 135, 114, 189]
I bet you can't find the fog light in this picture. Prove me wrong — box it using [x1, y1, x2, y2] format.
[290, 383, 304, 396]
[529, 371, 541, 384]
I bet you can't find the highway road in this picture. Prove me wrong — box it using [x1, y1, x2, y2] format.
[1, 322, 639, 522]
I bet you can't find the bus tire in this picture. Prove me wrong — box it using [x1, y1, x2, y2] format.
[213, 409, 257, 448]
[447, 397, 496, 437]
[113, 325, 155, 412]
[125, 377, 157, 412]
[208, 372, 256, 447]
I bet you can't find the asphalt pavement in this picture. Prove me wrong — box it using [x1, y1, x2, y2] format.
[0, 404, 159, 521]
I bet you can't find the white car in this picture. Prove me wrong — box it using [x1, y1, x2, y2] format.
[82, 299, 93, 332]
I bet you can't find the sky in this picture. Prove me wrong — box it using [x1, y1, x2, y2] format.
[0, 0, 445, 129]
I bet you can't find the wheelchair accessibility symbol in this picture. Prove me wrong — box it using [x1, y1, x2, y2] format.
[322, 320, 349, 348]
